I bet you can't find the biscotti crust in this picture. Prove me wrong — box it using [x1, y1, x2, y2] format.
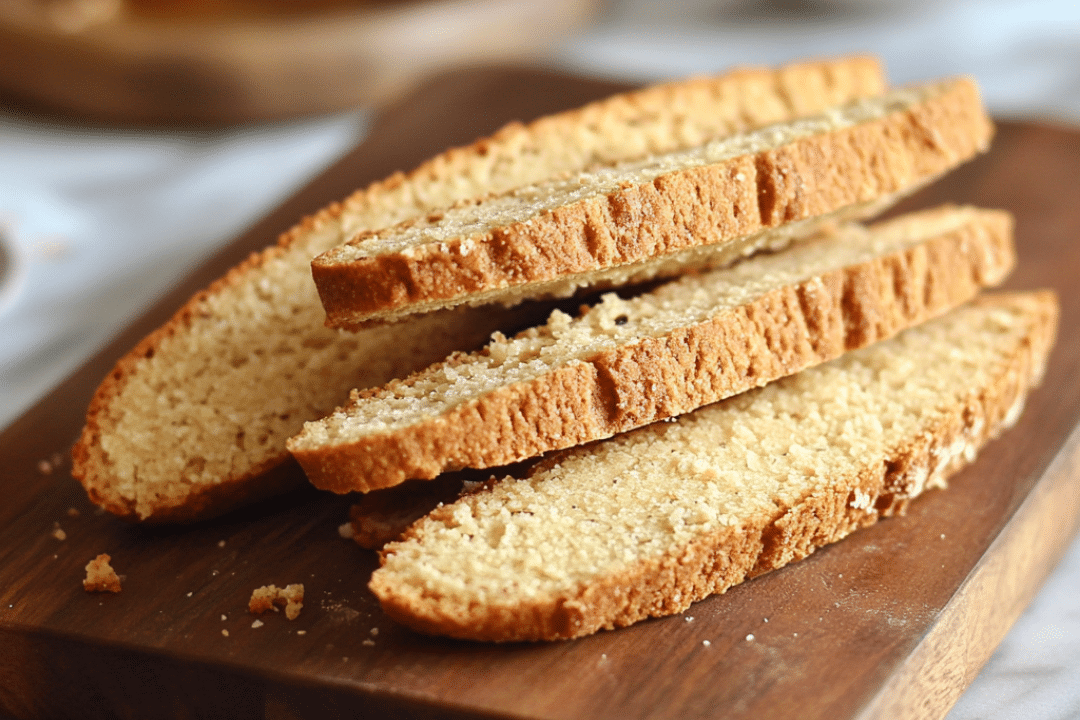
[312, 78, 993, 329]
[369, 292, 1059, 642]
[71, 57, 887, 522]
[290, 206, 1016, 494]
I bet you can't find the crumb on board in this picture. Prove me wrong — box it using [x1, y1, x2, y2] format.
[52, 527, 67, 541]
[252, 620, 264, 629]
[67, 507, 80, 518]
[249, 584, 304, 620]
[222, 629, 229, 637]
[83, 554, 121, 593]
[337, 522, 354, 540]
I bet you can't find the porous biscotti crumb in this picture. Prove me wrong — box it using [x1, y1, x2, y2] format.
[249, 584, 304, 620]
[83, 554, 121, 593]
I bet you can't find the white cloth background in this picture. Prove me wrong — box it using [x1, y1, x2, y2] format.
[0, 0, 1076, 717]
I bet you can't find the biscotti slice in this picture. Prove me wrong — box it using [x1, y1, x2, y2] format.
[72, 57, 887, 522]
[370, 291, 1059, 642]
[312, 77, 993, 329]
[289, 205, 1015, 493]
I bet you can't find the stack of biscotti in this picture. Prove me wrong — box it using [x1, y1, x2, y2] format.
[70, 56, 1058, 642]
[72, 56, 891, 522]
[289, 74, 1002, 495]
[284, 68, 1057, 641]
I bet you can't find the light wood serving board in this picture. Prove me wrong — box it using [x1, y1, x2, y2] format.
[0, 67, 1078, 720]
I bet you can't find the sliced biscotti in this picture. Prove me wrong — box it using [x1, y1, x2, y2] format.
[72, 57, 885, 522]
[289, 205, 1015, 494]
[369, 291, 1059, 642]
[312, 77, 993, 329]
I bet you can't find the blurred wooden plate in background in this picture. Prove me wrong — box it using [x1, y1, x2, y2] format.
[0, 0, 597, 123]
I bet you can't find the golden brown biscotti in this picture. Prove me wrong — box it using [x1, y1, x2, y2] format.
[72, 57, 886, 522]
[312, 77, 993, 329]
[289, 205, 1015, 493]
[369, 291, 1059, 642]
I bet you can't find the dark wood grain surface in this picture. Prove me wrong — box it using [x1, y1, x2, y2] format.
[0, 68, 1078, 720]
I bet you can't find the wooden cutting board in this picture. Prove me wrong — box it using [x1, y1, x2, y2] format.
[1, 67, 1078, 720]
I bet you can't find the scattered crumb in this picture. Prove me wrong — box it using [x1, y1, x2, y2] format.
[685, 616, 694, 622]
[702, 640, 711, 647]
[763, 618, 769, 623]
[38, 459, 53, 475]
[252, 620, 264, 629]
[296, 630, 306, 636]
[940, 533, 946, 540]
[369, 627, 379, 636]
[249, 584, 304, 620]
[83, 554, 121, 593]
[838, 574, 843, 578]
[67, 507, 80, 518]
[186, 591, 193, 598]
[362, 639, 375, 647]
[221, 614, 227, 621]
[794, 633, 799, 637]
[337, 523, 354, 540]
[52, 527, 67, 541]
[601, 653, 607, 660]
[222, 629, 229, 637]
[217, 540, 226, 548]
[746, 634, 755, 642]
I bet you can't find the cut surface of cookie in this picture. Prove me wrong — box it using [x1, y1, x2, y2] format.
[369, 292, 1058, 642]
[290, 205, 1015, 493]
[312, 78, 993, 329]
